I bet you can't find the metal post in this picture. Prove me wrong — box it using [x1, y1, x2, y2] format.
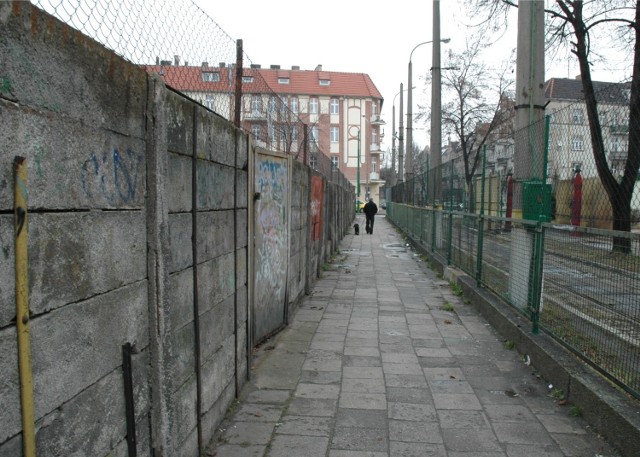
[406, 59, 413, 183]
[357, 129, 361, 200]
[14, 156, 36, 457]
[447, 160, 454, 265]
[476, 146, 487, 286]
[398, 83, 404, 184]
[430, 0, 443, 170]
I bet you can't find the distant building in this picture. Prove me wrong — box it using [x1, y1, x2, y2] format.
[146, 62, 386, 204]
[544, 77, 631, 180]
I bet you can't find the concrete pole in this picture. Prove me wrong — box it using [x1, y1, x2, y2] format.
[391, 103, 397, 186]
[510, 0, 546, 311]
[514, 0, 546, 194]
[430, 0, 442, 170]
[406, 60, 414, 183]
[398, 82, 405, 183]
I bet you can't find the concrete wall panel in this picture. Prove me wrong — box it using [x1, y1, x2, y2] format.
[30, 281, 148, 419]
[27, 212, 146, 315]
[168, 154, 193, 213]
[196, 161, 235, 210]
[168, 213, 193, 273]
[0, 106, 146, 210]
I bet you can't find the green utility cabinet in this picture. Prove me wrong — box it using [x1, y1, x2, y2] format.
[522, 180, 552, 222]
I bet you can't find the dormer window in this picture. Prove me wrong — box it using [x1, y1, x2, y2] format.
[278, 77, 290, 84]
[319, 79, 331, 86]
[202, 71, 220, 82]
[242, 76, 254, 83]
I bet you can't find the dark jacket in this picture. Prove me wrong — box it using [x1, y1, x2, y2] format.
[363, 200, 378, 218]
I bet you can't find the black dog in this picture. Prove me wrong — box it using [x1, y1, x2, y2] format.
[354, 223, 360, 235]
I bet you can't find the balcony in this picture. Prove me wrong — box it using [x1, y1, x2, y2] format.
[370, 115, 386, 126]
[370, 143, 382, 153]
[610, 124, 629, 135]
[369, 172, 380, 181]
[245, 110, 267, 121]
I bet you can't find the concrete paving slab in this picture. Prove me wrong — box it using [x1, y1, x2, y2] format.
[204, 216, 622, 457]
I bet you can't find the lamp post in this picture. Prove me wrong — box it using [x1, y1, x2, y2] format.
[357, 129, 361, 199]
[391, 86, 414, 187]
[406, 37, 450, 184]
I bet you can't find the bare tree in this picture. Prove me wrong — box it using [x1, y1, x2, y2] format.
[438, 35, 515, 211]
[468, 0, 640, 252]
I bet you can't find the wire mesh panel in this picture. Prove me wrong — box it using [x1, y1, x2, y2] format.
[541, 226, 640, 397]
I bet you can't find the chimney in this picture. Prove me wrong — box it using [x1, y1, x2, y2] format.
[292, 66, 300, 70]
[160, 60, 172, 66]
[250, 64, 261, 69]
[219, 62, 226, 68]
[156, 56, 160, 65]
[270, 64, 280, 69]
[202, 61, 208, 67]
[315, 64, 322, 71]
[174, 55, 180, 66]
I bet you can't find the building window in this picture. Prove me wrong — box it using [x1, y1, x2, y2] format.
[290, 98, 299, 113]
[278, 77, 290, 84]
[242, 76, 254, 83]
[572, 136, 584, 151]
[202, 71, 220, 82]
[280, 96, 288, 114]
[330, 98, 339, 114]
[310, 154, 318, 168]
[251, 95, 262, 114]
[310, 98, 319, 114]
[319, 79, 331, 86]
[269, 124, 277, 141]
[371, 130, 378, 145]
[330, 126, 339, 143]
[268, 97, 278, 114]
[572, 109, 584, 124]
[331, 156, 339, 169]
[372, 159, 377, 173]
[251, 124, 261, 139]
[204, 95, 215, 110]
[310, 126, 319, 142]
[291, 125, 298, 141]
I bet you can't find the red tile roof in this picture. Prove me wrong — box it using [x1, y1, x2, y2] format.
[145, 65, 383, 100]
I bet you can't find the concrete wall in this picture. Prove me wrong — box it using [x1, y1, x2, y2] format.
[0, 3, 353, 456]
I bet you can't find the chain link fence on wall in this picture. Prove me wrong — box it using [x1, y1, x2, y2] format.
[30, 0, 353, 189]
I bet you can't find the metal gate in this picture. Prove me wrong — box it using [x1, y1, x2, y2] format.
[253, 149, 291, 344]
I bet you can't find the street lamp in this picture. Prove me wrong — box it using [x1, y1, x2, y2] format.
[357, 129, 361, 199]
[406, 38, 450, 183]
[391, 86, 415, 187]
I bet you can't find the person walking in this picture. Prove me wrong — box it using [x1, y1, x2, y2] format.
[363, 198, 378, 234]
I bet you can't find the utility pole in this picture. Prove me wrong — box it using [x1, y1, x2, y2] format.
[398, 82, 405, 183]
[391, 103, 397, 186]
[430, 0, 443, 171]
[510, 0, 546, 312]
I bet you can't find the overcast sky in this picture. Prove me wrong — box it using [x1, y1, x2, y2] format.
[195, 0, 629, 151]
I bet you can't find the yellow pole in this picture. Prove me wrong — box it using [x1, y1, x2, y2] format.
[14, 156, 36, 456]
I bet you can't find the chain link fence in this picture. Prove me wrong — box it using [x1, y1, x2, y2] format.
[388, 79, 640, 398]
[30, 0, 353, 189]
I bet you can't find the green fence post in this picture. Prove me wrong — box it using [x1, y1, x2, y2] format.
[476, 146, 487, 287]
[529, 115, 551, 334]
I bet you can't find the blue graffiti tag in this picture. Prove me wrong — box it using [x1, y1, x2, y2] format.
[81, 147, 143, 204]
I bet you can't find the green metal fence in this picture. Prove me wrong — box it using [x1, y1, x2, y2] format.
[388, 82, 640, 399]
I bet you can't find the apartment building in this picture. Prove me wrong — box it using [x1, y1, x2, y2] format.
[147, 61, 386, 204]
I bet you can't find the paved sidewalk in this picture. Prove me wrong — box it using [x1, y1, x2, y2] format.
[206, 215, 619, 457]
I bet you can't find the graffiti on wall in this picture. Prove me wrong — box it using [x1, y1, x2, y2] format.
[254, 153, 289, 341]
[311, 176, 324, 241]
[81, 147, 144, 204]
